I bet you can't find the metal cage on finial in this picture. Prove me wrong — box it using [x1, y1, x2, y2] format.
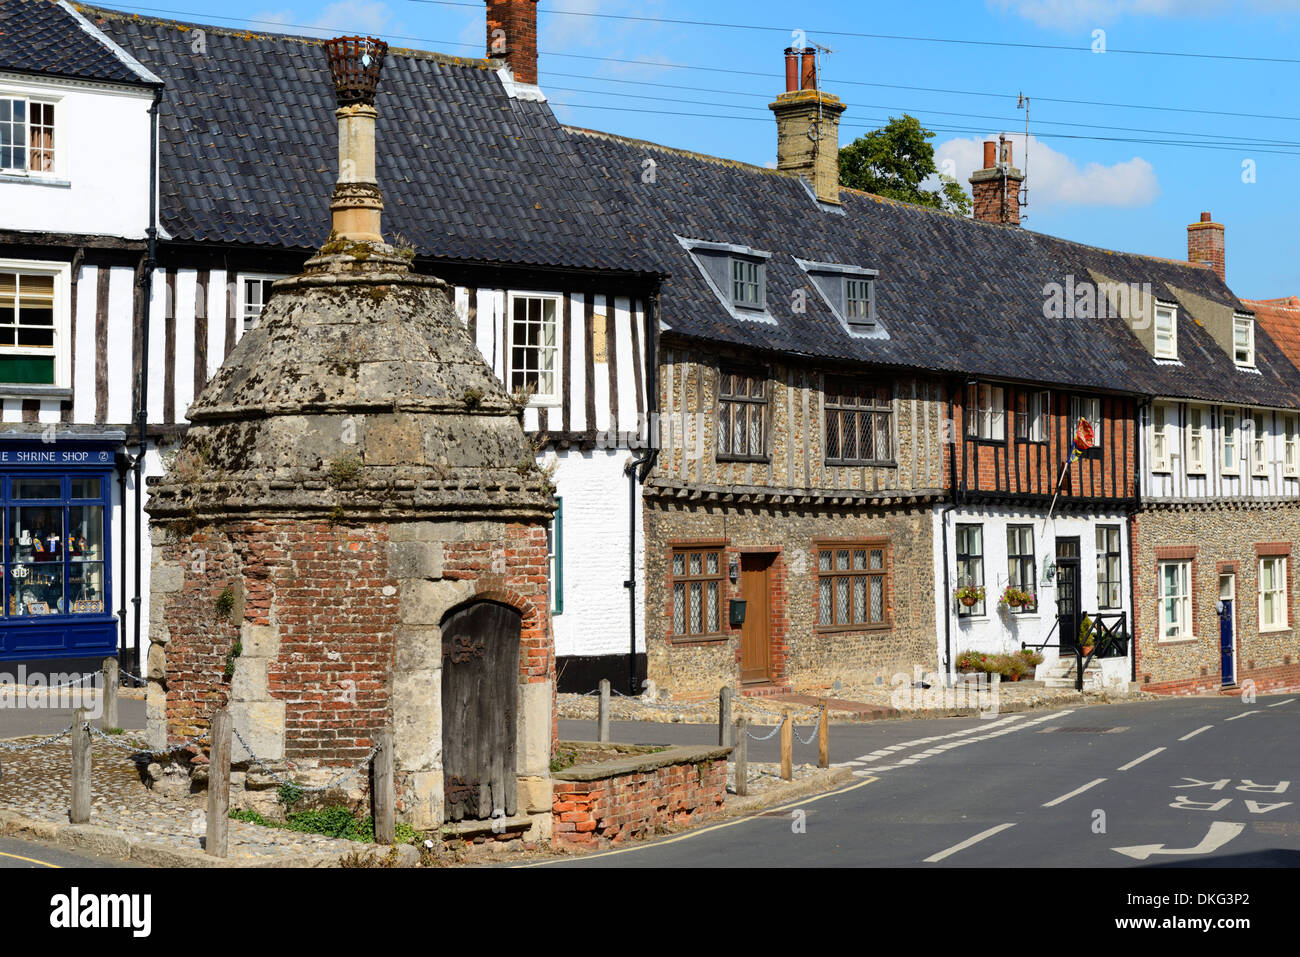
[323, 35, 389, 106]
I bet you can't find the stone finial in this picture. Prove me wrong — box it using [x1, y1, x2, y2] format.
[323, 36, 390, 244]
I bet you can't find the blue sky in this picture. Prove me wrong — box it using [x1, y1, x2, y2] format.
[111, 0, 1300, 298]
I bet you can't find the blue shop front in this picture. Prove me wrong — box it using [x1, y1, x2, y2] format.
[0, 433, 121, 669]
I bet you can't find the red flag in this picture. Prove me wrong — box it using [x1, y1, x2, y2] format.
[1069, 418, 1095, 463]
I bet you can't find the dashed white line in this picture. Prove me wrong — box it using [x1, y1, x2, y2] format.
[1267, 698, 1295, 708]
[1042, 777, 1107, 807]
[924, 823, 1017, 863]
[1179, 725, 1213, 741]
[1225, 710, 1261, 722]
[1117, 747, 1166, 771]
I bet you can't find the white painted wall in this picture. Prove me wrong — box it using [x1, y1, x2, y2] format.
[545, 448, 643, 660]
[0, 73, 153, 239]
[934, 504, 1131, 669]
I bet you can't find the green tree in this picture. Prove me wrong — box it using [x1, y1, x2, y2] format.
[838, 114, 972, 216]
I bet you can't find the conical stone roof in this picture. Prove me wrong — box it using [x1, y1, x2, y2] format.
[147, 241, 554, 523]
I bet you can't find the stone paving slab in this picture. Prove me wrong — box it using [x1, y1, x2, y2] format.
[0, 733, 417, 867]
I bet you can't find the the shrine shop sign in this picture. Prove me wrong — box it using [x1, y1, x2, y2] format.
[0, 449, 111, 465]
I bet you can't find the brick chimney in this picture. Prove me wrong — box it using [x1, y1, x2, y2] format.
[969, 135, 1024, 226]
[769, 46, 846, 205]
[486, 0, 540, 84]
[1187, 211, 1226, 282]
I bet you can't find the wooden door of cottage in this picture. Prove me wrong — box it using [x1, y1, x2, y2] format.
[441, 601, 520, 822]
[739, 553, 774, 684]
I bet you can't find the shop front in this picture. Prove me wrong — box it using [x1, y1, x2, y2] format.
[0, 433, 120, 672]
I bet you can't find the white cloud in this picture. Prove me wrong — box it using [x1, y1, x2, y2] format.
[991, 0, 1300, 28]
[934, 133, 1160, 208]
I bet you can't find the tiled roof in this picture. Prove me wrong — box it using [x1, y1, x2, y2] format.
[0, 0, 156, 86]
[566, 127, 1300, 408]
[82, 6, 657, 274]
[1244, 296, 1300, 385]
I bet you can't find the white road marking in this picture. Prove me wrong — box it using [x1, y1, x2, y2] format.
[1267, 698, 1295, 708]
[1042, 777, 1108, 807]
[1179, 725, 1213, 741]
[1225, 710, 1261, 722]
[924, 823, 1017, 863]
[1112, 821, 1245, 861]
[1117, 748, 1166, 771]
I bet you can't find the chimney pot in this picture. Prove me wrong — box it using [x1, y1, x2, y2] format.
[982, 140, 996, 169]
[800, 49, 817, 91]
[1000, 138, 1013, 167]
[969, 136, 1024, 226]
[784, 47, 799, 93]
[1201, 211, 1212, 222]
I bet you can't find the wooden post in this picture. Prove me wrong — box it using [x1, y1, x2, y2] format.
[780, 709, 793, 782]
[718, 686, 733, 746]
[373, 729, 395, 845]
[206, 710, 231, 858]
[597, 678, 611, 743]
[101, 657, 119, 731]
[70, 709, 91, 824]
[817, 700, 830, 769]
[733, 718, 748, 797]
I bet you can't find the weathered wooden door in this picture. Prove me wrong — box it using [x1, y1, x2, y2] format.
[740, 553, 773, 684]
[441, 601, 520, 822]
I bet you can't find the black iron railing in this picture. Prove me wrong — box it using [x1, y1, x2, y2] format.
[1075, 611, 1129, 691]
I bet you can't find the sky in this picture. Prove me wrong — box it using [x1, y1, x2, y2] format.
[102, 0, 1300, 299]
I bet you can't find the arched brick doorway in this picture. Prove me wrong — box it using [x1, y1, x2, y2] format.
[441, 600, 522, 821]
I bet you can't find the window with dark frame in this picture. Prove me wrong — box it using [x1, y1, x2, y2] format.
[956, 523, 985, 617]
[717, 369, 767, 461]
[730, 257, 764, 309]
[844, 276, 872, 326]
[1096, 525, 1122, 609]
[817, 542, 888, 629]
[1006, 525, 1037, 613]
[824, 376, 893, 465]
[670, 547, 723, 638]
[0, 98, 54, 174]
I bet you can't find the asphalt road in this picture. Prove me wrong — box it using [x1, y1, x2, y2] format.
[0, 698, 147, 738]
[549, 693, 1300, 867]
[0, 835, 134, 868]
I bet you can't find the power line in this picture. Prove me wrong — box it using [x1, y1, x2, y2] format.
[408, 0, 1300, 65]
[108, 4, 1300, 125]
[99, 3, 1300, 152]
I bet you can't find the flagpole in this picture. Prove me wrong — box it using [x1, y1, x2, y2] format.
[1045, 455, 1071, 522]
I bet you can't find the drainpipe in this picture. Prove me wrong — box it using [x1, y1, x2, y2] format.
[622, 284, 661, 696]
[133, 87, 162, 679]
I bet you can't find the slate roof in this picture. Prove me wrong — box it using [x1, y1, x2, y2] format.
[80, 6, 656, 274]
[566, 127, 1300, 409]
[0, 0, 156, 86]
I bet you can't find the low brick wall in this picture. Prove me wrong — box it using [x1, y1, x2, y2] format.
[1145, 659, 1300, 696]
[552, 743, 730, 849]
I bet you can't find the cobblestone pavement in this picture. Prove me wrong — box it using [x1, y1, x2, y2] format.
[0, 731, 384, 864]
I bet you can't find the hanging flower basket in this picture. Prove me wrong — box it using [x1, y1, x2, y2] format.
[954, 584, 985, 607]
[1000, 586, 1036, 611]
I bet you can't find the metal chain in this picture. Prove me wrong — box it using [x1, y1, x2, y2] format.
[0, 727, 72, 752]
[87, 726, 156, 754]
[232, 727, 381, 793]
[746, 715, 787, 741]
[19, 672, 99, 692]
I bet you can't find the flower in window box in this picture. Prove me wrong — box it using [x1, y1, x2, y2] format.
[953, 584, 985, 607]
[999, 586, 1036, 610]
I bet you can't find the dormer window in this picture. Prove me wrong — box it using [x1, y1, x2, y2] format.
[794, 258, 882, 336]
[0, 97, 56, 175]
[1233, 315, 1255, 367]
[677, 237, 775, 324]
[1154, 303, 1178, 359]
[730, 257, 765, 310]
